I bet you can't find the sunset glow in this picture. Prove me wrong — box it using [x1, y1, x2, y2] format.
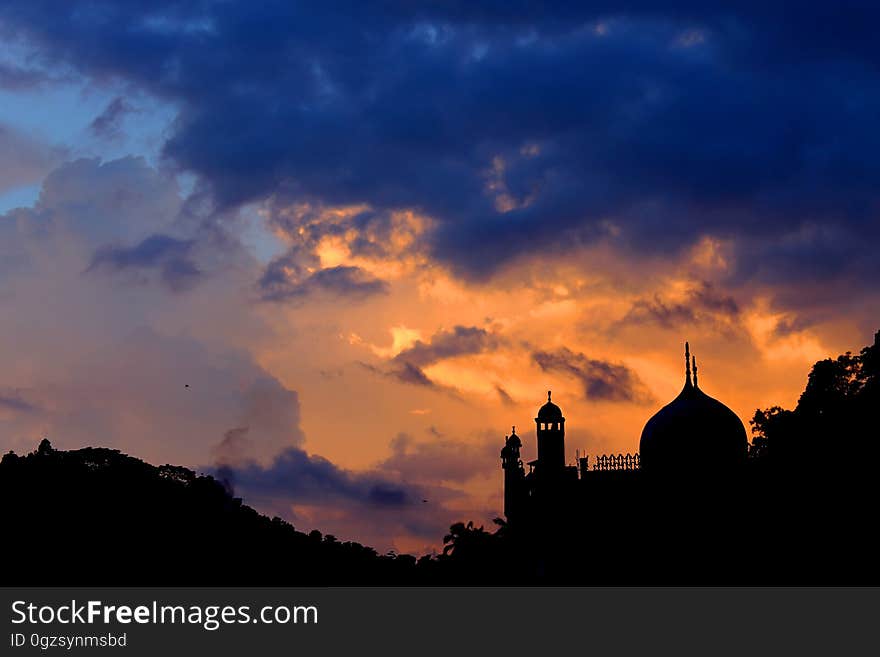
[1, 3, 878, 554]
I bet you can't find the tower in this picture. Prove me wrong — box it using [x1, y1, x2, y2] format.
[535, 391, 565, 477]
[500, 426, 525, 522]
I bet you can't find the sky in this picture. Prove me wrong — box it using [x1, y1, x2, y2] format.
[1, 2, 878, 553]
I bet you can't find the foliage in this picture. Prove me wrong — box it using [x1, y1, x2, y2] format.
[750, 330, 879, 465]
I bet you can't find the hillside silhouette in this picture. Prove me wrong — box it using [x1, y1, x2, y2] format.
[2, 330, 878, 585]
[1, 442, 423, 585]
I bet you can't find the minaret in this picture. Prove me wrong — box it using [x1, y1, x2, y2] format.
[685, 341, 693, 387]
[535, 390, 565, 476]
[500, 426, 525, 522]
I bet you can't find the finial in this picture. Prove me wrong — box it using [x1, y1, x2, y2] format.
[685, 341, 692, 385]
[547, 390, 552, 402]
[692, 356, 698, 388]
[511, 425, 516, 435]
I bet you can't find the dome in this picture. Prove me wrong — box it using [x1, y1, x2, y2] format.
[639, 344, 747, 473]
[536, 391, 563, 421]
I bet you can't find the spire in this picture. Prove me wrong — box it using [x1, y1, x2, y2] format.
[547, 390, 552, 403]
[692, 355, 698, 388]
[685, 341, 692, 386]
[511, 425, 516, 435]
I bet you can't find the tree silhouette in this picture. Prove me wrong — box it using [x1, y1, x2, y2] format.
[751, 330, 879, 467]
[0, 442, 419, 585]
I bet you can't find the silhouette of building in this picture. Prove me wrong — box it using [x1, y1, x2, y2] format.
[640, 342, 747, 472]
[501, 342, 748, 522]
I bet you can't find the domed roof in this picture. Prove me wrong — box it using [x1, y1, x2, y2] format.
[536, 391, 563, 420]
[639, 344, 747, 473]
[507, 426, 521, 448]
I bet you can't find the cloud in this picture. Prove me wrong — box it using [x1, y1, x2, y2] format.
[298, 265, 388, 298]
[0, 122, 61, 193]
[7, 156, 183, 245]
[0, 389, 38, 415]
[211, 444, 467, 547]
[0, 61, 52, 90]
[214, 426, 253, 468]
[212, 428, 500, 549]
[495, 385, 516, 406]
[259, 248, 388, 303]
[88, 234, 201, 292]
[389, 361, 436, 388]
[2, 1, 879, 298]
[373, 325, 504, 391]
[532, 347, 652, 403]
[378, 432, 497, 484]
[392, 325, 502, 368]
[623, 281, 740, 329]
[266, 202, 412, 263]
[224, 447, 419, 508]
[0, 326, 308, 466]
[0, 155, 283, 465]
[0, 150, 476, 550]
[90, 96, 135, 139]
[359, 360, 457, 397]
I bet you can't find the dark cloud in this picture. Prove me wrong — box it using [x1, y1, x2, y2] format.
[213, 436, 485, 544]
[393, 326, 502, 368]
[0, 389, 37, 414]
[307, 266, 388, 298]
[254, 203, 402, 304]
[359, 360, 455, 394]
[210, 444, 469, 544]
[623, 281, 740, 329]
[90, 96, 135, 139]
[495, 385, 516, 406]
[360, 326, 504, 391]
[772, 314, 815, 338]
[258, 247, 388, 303]
[4, 2, 880, 295]
[222, 446, 419, 508]
[532, 347, 652, 403]
[266, 202, 401, 262]
[87, 234, 201, 292]
[390, 362, 436, 388]
[376, 325, 504, 390]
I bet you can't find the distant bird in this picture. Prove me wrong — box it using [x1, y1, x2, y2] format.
[422, 499, 428, 503]
[184, 384, 190, 388]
